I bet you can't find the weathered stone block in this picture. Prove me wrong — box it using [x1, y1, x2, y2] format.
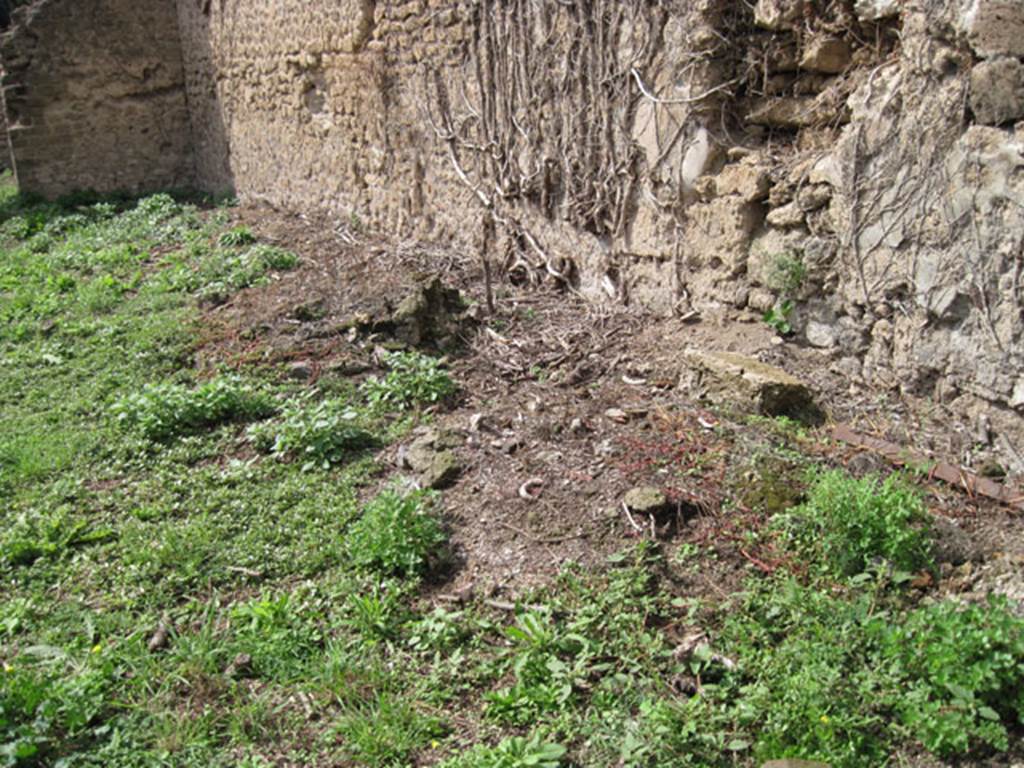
[970, 56, 1024, 125]
[754, 0, 804, 30]
[714, 162, 771, 202]
[747, 97, 820, 129]
[682, 349, 824, 424]
[854, 0, 900, 21]
[800, 37, 852, 74]
[961, 0, 1024, 58]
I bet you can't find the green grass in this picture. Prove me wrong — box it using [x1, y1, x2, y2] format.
[0, 175, 1022, 767]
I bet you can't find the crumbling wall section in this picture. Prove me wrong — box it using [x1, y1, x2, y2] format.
[4, 0, 1023, 448]
[0, 0, 192, 197]
[173, 0, 1024, 443]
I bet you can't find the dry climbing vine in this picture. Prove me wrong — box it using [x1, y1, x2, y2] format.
[419, 0, 668, 288]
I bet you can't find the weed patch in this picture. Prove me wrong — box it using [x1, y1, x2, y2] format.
[113, 376, 277, 442]
[347, 489, 447, 578]
[439, 735, 567, 768]
[248, 396, 375, 469]
[362, 350, 456, 412]
[775, 470, 933, 578]
[877, 596, 1024, 755]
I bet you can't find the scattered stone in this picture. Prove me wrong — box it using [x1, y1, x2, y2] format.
[805, 320, 838, 349]
[624, 486, 670, 515]
[854, 0, 899, 21]
[391, 275, 468, 347]
[604, 407, 629, 423]
[326, 358, 371, 376]
[225, 652, 254, 679]
[978, 458, 1006, 478]
[970, 57, 1024, 125]
[147, 621, 170, 653]
[419, 450, 460, 490]
[498, 437, 522, 455]
[800, 36, 851, 74]
[569, 417, 587, 435]
[290, 298, 326, 322]
[682, 348, 824, 425]
[754, 0, 804, 30]
[402, 429, 463, 489]
[287, 360, 313, 380]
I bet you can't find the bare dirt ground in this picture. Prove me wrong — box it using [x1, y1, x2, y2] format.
[195, 205, 1024, 610]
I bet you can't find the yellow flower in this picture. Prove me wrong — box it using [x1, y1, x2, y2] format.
[91, 644, 103, 654]
[820, 714, 830, 724]
[430, 740, 441, 750]
[3, 662, 12, 673]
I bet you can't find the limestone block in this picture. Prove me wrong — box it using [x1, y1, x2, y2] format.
[714, 162, 771, 202]
[747, 97, 820, 128]
[754, 0, 804, 30]
[970, 56, 1024, 125]
[800, 37, 852, 74]
[766, 201, 806, 228]
[682, 349, 824, 423]
[854, 0, 900, 21]
[961, 0, 1024, 58]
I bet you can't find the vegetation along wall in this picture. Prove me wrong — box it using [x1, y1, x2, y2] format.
[4, 0, 1024, 448]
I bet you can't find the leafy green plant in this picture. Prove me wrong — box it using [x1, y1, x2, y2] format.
[439, 734, 567, 768]
[719, 579, 890, 766]
[407, 607, 469, 653]
[762, 299, 794, 336]
[113, 376, 277, 442]
[485, 612, 589, 725]
[217, 226, 257, 248]
[876, 596, 1024, 756]
[346, 489, 446, 578]
[766, 250, 807, 296]
[78, 274, 128, 314]
[230, 592, 323, 682]
[362, 351, 456, 412]
[1, 508, 114, 568]
[343, 583, 411, 644]
[774, 470, 933, 578]
[153, 243, 298, 304]
[245, 243, 298, 271]
[1, 647, 113, 766]
[247, 396, 374, 469]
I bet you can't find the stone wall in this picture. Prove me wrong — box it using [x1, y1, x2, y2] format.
[3, 0, 1024, 450]
[0, 0, 192, 197]
[173, 0, 470, 235]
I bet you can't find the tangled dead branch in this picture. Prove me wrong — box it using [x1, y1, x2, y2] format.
[418, 0, 670, 289]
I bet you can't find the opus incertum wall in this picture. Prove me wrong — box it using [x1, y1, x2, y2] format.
[4, 0, 1024, 456]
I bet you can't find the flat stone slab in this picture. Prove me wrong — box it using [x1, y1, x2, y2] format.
[683, 348, 824, 425]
